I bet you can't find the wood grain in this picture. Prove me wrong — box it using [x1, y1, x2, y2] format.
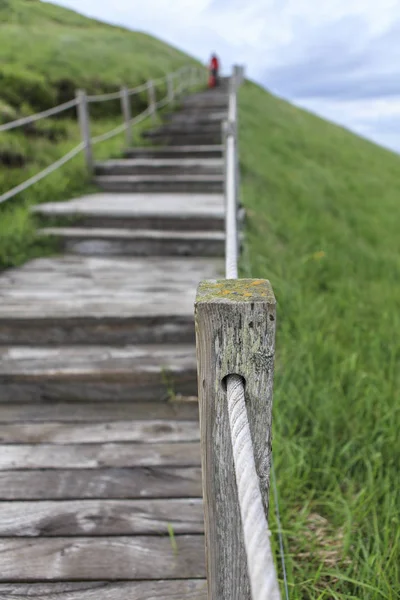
[0, 580, 207, 599]
[0, 499, 204, 536]
[0, 536, 205, 580]
[195, 279, 276, 600]
[0, 420, 200, 444]
[0, 467, 202, 499]
[0, 441, 200, 470]
[0, 402, 199, 423]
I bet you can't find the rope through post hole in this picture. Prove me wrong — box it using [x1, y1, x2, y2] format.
[224, 71, 283, 600]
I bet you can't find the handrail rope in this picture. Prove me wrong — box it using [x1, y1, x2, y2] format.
[0, 66, 204, 205]
[0, 64, 202, 131]
[0, 142, 84, 205]
[0, 98, 78, 133]
[127, 81, 150, 95]
[90, 106, 152, 145]
[224, 74, 283, 600]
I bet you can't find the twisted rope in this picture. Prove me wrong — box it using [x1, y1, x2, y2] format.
[0, 142, 84, 205]
[227, 375, 281, 600]
[224, 72, 282, 600]
[0, 98, 78, 133]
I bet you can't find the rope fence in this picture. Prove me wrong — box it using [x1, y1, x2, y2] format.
[0, 97, 78, 133]
[195, 65, 287, 600]
[224, 71, 282, 600]
[0, 64, 207, 206]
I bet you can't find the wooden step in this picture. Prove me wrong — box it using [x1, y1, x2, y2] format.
[0, 255, 223, 344]
[0, 499, 204, 536]
[0, 536, 205, 580]
[38, 228, 225, 257]
[0, 581, 207, 600]
[141, 133, 221, 146]
[0, 465, 201, 499]
[0, 344, 198, 402]
[33, 193, 227, 231]
[94, 174, 223, 193]
[163, 111, 226, 124]
[94, 158, 223, 176]
[143, 123, 222, 135]
[0, 400, 199, 422]
[124, 145, 223, 159]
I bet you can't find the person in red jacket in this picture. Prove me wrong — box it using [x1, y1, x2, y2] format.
[208, 53, 220, 88]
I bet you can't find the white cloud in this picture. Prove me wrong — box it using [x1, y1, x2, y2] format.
[49, 0, 400, 152]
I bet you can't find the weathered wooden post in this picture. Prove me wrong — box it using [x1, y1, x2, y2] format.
[76, 89, 93, 173]
[195, 279, 276, 600]
[167, 73, 174, 105]
[120, 86, 132, 147]
[147, 80, 157, 125]
[233, 64, 245, 86]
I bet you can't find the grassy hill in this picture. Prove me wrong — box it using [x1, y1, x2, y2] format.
[0, 2, 399, 598]
[239, 81, 400, 599]
[0, 0, 200, 268]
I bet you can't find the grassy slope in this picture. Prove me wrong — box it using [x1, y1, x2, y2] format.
[0, 0, 200, 269]
[240, 80, 400, 599]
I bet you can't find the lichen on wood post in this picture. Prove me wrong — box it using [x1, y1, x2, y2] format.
[195, 278, 276, 600]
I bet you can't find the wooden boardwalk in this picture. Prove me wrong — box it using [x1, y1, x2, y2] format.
[0, 83, 229, 597]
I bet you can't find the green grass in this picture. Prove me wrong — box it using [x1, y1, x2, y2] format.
[1, 2, 398, 597]
[239, 80, 400, 599]
[0, 0, 202, 270]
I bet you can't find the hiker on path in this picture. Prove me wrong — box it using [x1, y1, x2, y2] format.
[208, 53, 220, 88]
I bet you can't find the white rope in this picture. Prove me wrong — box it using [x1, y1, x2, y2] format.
[90, 106, 152, 146]
[0, 142, 84, 205]
[0, 98, 78, 133]
[91, 122, 127, 145]
[224, 72, 283, 600]
[227, 375, 281, 600]
[156, 95, 170, 109]
[127, 82, 150, 95]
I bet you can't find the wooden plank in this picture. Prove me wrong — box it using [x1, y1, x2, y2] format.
[0, 442, 200, 470]
[0, 467, 202, 499]
[0, 580, 207, 600]
[0, 402, 199, 423]
[0, 420, 200, 444]
[0, 499, 204, 536]
[0, 536, 205, 580]
[195, 279, 277, 600]
[0, 345, 199, 402]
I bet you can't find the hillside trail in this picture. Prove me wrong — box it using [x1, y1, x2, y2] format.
[0, 79, 230, 597]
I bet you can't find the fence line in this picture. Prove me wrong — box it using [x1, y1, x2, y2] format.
[195, 65, 284, 599]
[0, 98, 78, 133]
[0, 142, 84, 206]
[0, 64, 206, 205]
[224, 70, 281, 600]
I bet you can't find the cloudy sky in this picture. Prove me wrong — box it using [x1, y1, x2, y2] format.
[51, 0, 400, 153]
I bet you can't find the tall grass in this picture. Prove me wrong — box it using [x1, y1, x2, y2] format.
[239, 81, 400, 599]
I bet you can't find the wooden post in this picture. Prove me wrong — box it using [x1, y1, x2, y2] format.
[167, 73, 174, 105]
[233, 65, 245, 86]
[147, 80, 157, 125]
[76, 89, 92, 173]
[195, 279, 276, 600]
[120, 86, 132, 147]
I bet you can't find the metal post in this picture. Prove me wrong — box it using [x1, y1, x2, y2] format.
[120, 86, 132, 147]
[76, 89, 93, 174]
[147, 80, 157, 125]
[167, 73, 174, 105]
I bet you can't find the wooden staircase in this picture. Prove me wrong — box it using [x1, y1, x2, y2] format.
[0, 83, 229, 597]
